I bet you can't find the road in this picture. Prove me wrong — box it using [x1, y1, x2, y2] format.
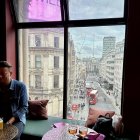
[68, 76, 119, 121]
[89, 81, 116, 111]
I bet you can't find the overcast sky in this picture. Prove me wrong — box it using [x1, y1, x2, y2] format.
[68, 0, 125, 58]
[69, 0, 124, 19]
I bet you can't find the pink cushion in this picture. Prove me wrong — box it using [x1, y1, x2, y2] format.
[85, 108, 115, 128]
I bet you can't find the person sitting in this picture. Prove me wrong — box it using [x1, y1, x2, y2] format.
[0, 61, 28, 140]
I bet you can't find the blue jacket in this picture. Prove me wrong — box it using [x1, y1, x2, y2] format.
[0, 79, 28, 124]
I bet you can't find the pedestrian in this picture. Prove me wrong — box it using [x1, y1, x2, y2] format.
[0, 61, 28, 140]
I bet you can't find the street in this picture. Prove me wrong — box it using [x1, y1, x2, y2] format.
[68, 75, 120, 121]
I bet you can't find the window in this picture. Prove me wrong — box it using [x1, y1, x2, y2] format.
[54, 37, 59, 48]
[13, 0, 62, 22]
[35, 75, 41, 88]
[13, 0, 126, 119]
[54, 75, 59, 88]
[54, 56, 59, 68]
[35, 55, 41, 68]
[35, 35, 41, 47]
[69, 0, 124, 20]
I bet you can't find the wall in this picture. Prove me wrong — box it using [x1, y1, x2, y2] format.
[6, 0, 16, 79]
[0, 1, 6, 59]
[122, 0, 140, 138]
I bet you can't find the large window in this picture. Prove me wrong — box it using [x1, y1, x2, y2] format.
[18, 28, 64, 117]
[13, 0, 126, 119]
[68, 26, 125, 119]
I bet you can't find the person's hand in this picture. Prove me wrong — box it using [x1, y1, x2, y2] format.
[6, 117, 16, 124]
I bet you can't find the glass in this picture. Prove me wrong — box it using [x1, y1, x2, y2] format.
[67, 26, 125, 116]
[18, 28, 64, 117]
[13, 0, 62, 22]
[68, 125, 77, 135]
[69, 0, 124, 20]
[67, 125, 78, 140]
[0, 118, 3, 130]
[79, 126, 88, 138]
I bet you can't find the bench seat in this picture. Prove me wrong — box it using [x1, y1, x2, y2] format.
[21, 116, 82, 140]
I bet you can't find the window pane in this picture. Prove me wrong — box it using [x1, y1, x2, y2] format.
[54, 75, 59, 88]
[35, 75, 41, 88]
[67, 26, 125, 120]
[69, 0, 124, 20]
[18, 28, 64, 117]
[54, 56, 59, 68]
[14, 0, 62, 22]
[54, 37, 59, 48]
[35, 55, 41, 68]
[35, 35, 41, 47]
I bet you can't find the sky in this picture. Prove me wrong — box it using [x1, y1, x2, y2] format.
[69, 0, 124, 20]
[68, 0, 125, 58]
[69, 26, 125, 58]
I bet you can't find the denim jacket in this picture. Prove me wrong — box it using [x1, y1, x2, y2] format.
[0, 79, 28, 124]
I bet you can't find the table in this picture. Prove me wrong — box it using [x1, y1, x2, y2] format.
[0, 124, 18, 140]
[42, 125, 94, 140]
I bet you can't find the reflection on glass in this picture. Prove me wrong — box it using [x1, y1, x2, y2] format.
[15, 0, 61, 22]
[67, 26, 125, 120]
[69, 0, 124, 20]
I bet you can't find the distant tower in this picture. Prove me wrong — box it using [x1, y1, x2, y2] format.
[102, 36, 116, 57]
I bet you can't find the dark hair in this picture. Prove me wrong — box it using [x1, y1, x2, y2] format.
[0, 61, 12, 68]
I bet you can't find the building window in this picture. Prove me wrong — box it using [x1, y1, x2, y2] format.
[35, 55, 41, 68]
[54, 75, 59, 88]
[35, 35, 41, 47]
[54, 56, 59, 68]
[35, 75, 41, 88]
[54, 37, 59, 48]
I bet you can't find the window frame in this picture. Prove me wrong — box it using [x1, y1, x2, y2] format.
[10, 0, 128, 119]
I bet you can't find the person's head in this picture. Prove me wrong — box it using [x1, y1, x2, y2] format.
[0, 61, 12, 86]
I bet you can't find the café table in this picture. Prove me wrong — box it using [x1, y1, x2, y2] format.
[0, 124, 18, 140]
[42, 125, 95, 140]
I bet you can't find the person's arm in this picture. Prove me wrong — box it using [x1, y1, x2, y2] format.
[6, 117, 16, 124]
[7, 83, 28, 124]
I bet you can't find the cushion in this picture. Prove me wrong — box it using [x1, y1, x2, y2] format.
[85, 108, 115, 128]
[28, 100, 49, 120]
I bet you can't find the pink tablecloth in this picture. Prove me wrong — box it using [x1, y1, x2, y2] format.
[41, 125, 104, 140]
[42, 126, 69, 140]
